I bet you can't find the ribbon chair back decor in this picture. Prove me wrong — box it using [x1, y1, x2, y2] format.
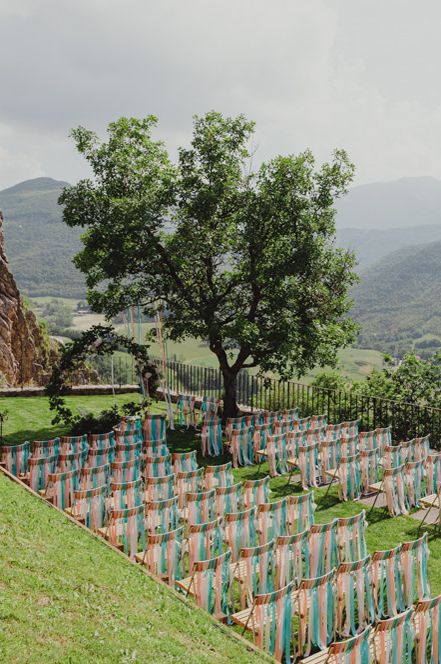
[80, 463, 110, 489]
[178, 393, 196, 428]
[145, 473, 175, 502]
[143, 414, 167, 444]
[111, 478, 143, 509]
[60, 434, 89, 455]
[204, 461, 233, 490]
[384, 465, 409, 517]
[189, 550, 233, 620]
[371, 546, 405, 619]
[119, 415, 142, 432]
[86, 446, 113, 468]
[243, 476, 270, 509]
[324, 423, 344, 442]
[404, 459, 426, 508]
[71, 484, 109, 530]
[230, 426, 253, 468]
[107, 503, 146, 559]
[145, 496, 179, 534]
[176, 468, 204, 509]
[144, 452, 171, 478]
[89, 431, 115, 450]
[248, 582, 294, 664]
[360, 448, 380, 495]
[188, 517, 223, 571]
[338, 454, 362, 501]
[200, 395, 220, 420]
[235, 540, 275, 608]
[31, 437, 60, 459]
[414, 594, 441, 664]
[28, 454, 57, 492]
[308, 520, 338, 577]
[310, 414, 327, 429]
[215, 482, 242, 516]
[298, 442, 321, 489]
[111, 459, 140, 484]
[341, 419, 359, 438]
[140, 526, 184, 586]
[384, 444, 402, 470]
[252, 423, 271, 458]
[186, 489, 216, 525]
[57, 451, 86, 473]
[286, 491, 316, 533]
[426, 453, 441, 494]
[201, 418, 222, 457]
[413, 434, 430, 462]
[337, 511, 368, 563]
[46, 468, 80, 510]
[275, 530, 310, 589]
[294, 416, 312, 432]
[266, 434, 288, 477]
[326, 626, 372, 664]
[257, 499, 288, 544]
[358, 430, 378, 452]
[335, 557, 375, 638]
[114, 429, 142, 446]
[224, 507, 257, 560]
[0, 441, 29, 477]
[320, 438, 342, 472]
[225, 416, 248, 440]
[372, 608, 414, 664]
[286, 430, 305, 458]
[114, 440, 142, 463]
[297, 570, 335, 658]
[306, 427, 324, 445]
[281, 407, 299, 423]
[172, 450, 197, 474]
[340, 435, 358, 458]
[401, 533, 430, 607]
[376, 426, 392, 454]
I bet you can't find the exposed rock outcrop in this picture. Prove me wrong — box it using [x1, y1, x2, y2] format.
[0, 210, 56, 386]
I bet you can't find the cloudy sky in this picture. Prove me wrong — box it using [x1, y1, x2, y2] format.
[1, 0, 441, 190]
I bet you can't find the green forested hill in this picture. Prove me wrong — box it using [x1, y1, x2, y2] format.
[0, 177, 85, 297]
[352, 240, 441, 357]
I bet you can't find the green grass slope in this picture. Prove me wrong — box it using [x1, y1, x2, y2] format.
[0, 472, 266, 664]
[0, 177, 85, 298]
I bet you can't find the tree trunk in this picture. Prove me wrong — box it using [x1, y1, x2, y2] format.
[222, 368, 239, 420]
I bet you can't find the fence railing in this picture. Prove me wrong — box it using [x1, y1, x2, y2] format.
[152, 358, 441, 448]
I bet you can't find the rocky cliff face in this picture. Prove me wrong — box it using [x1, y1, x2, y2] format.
[0, 209, 55, 386]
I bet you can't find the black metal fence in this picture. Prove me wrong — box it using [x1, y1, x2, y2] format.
[152, 358, 441, 448]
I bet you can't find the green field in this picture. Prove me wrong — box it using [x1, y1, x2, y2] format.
[1, 394, 441, 661]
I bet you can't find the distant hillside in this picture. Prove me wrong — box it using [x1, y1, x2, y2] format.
[0, 177, 85, 297]
[335, 176, 441, 230]
[351, 240, 441, 357]
[337, 225, 441, 272]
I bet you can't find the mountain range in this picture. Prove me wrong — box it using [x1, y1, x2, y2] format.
[1, 175, 441, 357]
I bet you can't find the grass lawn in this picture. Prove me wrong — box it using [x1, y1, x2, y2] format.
[2, 394, 441, 660]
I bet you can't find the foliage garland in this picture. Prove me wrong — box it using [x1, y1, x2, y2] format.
[45, 324, 159, 426]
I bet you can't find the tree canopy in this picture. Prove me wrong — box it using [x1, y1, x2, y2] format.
[60, 112, 358, 415]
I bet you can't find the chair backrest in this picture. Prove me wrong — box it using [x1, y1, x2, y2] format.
[225, 416, 248, 439]
[145, 496, 179, 533]
[426, 453, 441, 494]
[341, 419, 359, 438]
[119, 415, 142, 432]
[384, 444, 402, 470]
[275, 530, 309, 589]
[371, 545, 405, 618]
[309, 520, 338, 577]
[320, 437, 342, 471]
[298, 442, 321, 489]
[111, 478, 143, 509]
[266, 435, 288, 477]
[236, 540, 275, 609]
[286, 491, 316, 533]
[72, 484, 109, 530]
[404, 459, 426, 508]
[114, 440, 142, 463]
[384, 465, 409, 517]
[143, 414, 166, 443]
[89, 431, 115, 450]
[172, 450, 198, 473]
[186, 489, 216, 525]
[204, 461, 233, 490]
[46, 468, 80, 510]
[201, 418, 222, 457]
[176, 467, 204, 508]
[337, 510, 368, 562]
[188, 517, 223, 571]
[286, 430, 306, 458]
[141, 526, 184, 586]
[80, 463, 110, 489]
[57, 451, 86, 473]
[215, 482, 242, 516]
[340, 435, 359, 457]
[224, 506, 257, 560]
[31, 437, 60, 458]
[200, 395, 220, 417]
[253, 581, 294, 663]
[257, 498, 288, 544]
[114, 429, 143, 446]
[144, 452, 171, 478]
[414, 594, 441, 664]
[192, 550, 232, 618]
[376, 426, 392, 452]
[401, 533, 430, 607]
[60, 434, 88, 455]
[305, 427, 324, 444]
[230, 426, 253, 468]
[108, 503, 146, 559]
[413, 434, 430, 462]
[111, 459, 141, 483]
[297, 571, 335, 657]
[373, 608, 414, 664]
[242, 476, 270, 509]
[252, 423, 271, 454]
[145, 473, 175, 502]
[327, 626, 372, 664]
[358, 430, 378, 452]
[310, 414, 327, 429]
[28, 454, 57, 492]
[335, 557, 375, 638]
[338, 453, 362, 501]
[325, 423, 344, 442]
[281, 407, 299, 422]
[0, 441, 30, 476]
[85, 446, 113, 468]
[360, 448, 380, 493]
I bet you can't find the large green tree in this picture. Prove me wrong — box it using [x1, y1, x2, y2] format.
[60, 112, 358, 417]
